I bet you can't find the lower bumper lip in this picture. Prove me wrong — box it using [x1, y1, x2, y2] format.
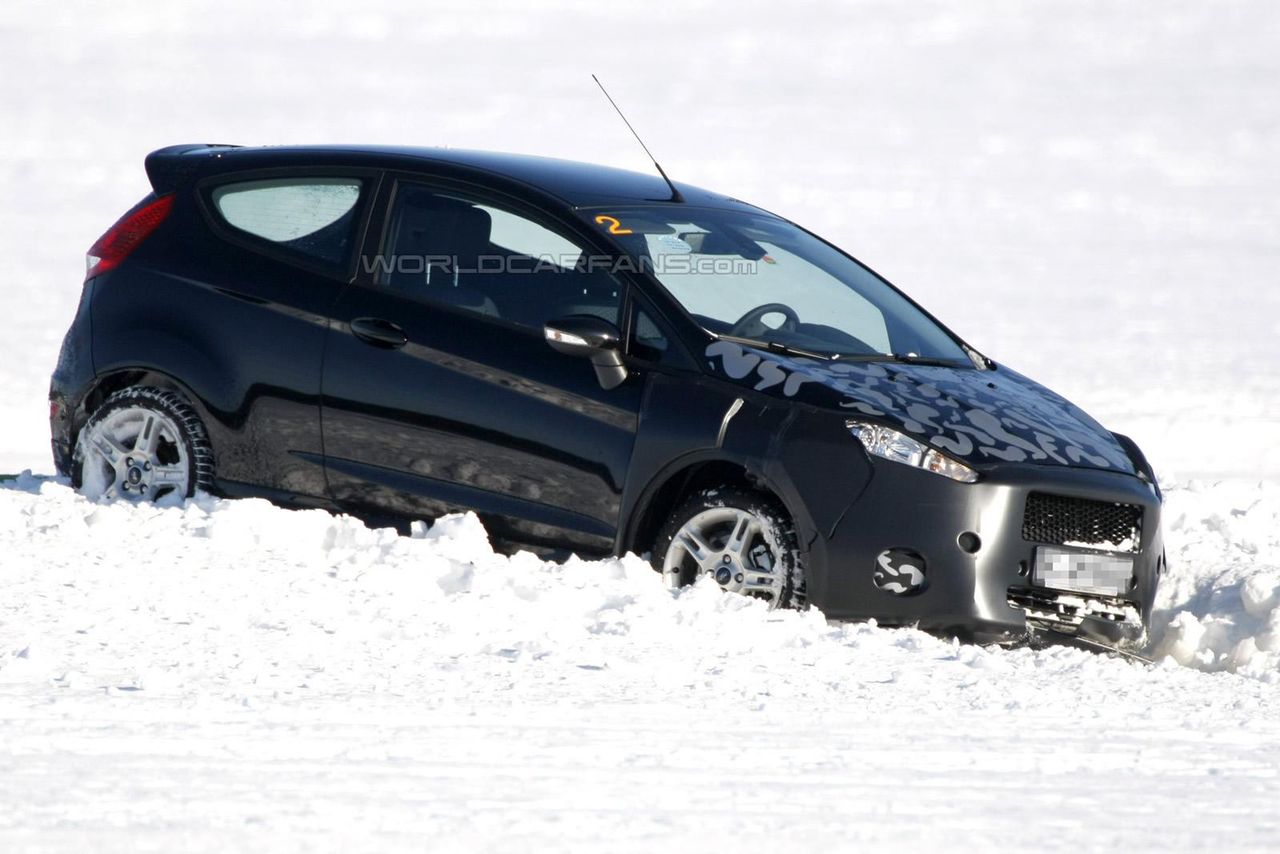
[1008, 584, 1145, 640]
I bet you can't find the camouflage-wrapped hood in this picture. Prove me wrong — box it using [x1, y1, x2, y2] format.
[705, 340, 1134, 473]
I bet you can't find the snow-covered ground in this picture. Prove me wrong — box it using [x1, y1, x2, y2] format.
[2, 1, 1280, 850]
[3, 477, 1280, 851]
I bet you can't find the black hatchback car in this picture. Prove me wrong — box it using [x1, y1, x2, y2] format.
[50, 144, 1163, 645]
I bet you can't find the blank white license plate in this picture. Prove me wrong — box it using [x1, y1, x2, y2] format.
[1033, 547, 1134, 596]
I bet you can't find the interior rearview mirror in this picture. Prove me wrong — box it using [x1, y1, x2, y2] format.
[544, 315, 627, 390]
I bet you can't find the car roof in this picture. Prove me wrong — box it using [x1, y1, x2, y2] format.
[147, 143, 762, 211]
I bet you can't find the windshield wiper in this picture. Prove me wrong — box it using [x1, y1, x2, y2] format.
[716, 336, 963, 366]
[833, 352, 968, 367]
[718, 334, 836, 361]
[884, 353, 967, 367]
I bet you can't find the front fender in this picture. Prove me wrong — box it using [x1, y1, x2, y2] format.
[619, 372, 873, 612]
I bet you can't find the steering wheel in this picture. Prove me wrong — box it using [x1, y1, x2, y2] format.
[730, 303, 799, 338]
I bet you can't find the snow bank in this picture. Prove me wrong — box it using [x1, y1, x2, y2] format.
[2, 474, 1277, 691]
[0, 476, 867, 707]
[1152, 480, 1280, 679]
[5, 476, 1280, 851]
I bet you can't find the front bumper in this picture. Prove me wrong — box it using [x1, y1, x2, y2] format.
[808, 459, 1163, 645]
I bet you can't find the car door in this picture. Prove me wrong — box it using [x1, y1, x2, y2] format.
[320, 177, 643, 553]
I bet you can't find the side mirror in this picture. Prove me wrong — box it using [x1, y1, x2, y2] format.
[544, 315, 628, 390]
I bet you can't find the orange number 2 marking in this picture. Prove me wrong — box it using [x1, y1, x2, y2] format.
[594, 215, 633, 235]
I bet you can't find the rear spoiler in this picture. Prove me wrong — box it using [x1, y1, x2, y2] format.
[144, 144, 242, 194]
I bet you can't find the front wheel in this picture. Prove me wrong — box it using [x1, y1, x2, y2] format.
[653, 486, 806, 609]
[73, 387, 213, 503]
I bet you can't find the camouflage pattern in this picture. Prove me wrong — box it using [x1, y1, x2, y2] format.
[705, 340, 1134, 473]
[873, 549, 928, 595]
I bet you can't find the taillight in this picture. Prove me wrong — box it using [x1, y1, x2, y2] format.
[85, 193, 174, 281]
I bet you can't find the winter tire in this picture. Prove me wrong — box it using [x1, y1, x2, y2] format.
[73, 386, 213, 503]
[654, 486, 806, 609]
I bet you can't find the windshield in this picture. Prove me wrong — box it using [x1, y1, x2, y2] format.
[583, 206, 971, 363]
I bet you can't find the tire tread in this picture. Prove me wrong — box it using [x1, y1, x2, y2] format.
[73, 386, 214, 497]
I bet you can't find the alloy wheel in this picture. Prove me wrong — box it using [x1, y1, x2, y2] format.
[662, 506, 785, 604]
[79, 405, 191, 502]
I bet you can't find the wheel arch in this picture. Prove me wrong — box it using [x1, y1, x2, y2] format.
[618, 452, 811, 557]
[68, 367, 217, 459]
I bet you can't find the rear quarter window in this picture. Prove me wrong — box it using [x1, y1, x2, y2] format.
[209, 177, 364, 267]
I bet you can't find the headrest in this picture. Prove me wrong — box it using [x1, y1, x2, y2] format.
[395, 192, 492, 253]
[450, 205, 492, 254]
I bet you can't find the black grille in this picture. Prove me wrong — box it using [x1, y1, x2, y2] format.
[1021, 492, 1142, 553]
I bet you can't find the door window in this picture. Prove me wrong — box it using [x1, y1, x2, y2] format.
[376, 184, 622, 329]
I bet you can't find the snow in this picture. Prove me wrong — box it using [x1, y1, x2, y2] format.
[1153, 480, 1280, 677]
[3, 0, 1280, 850]
[3, 477, 1280, 850]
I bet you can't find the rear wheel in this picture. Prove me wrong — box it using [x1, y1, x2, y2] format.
[654, 486, 806, 609]
[73, 387, 213, 503]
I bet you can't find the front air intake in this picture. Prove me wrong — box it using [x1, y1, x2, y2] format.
[1021, 492, 1142, 553]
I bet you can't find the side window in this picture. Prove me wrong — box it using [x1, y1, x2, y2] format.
[482, 205, 581, 261]
[377, 183, 622, 330]
[210, 177, 364, 267]
[631, 306, 669, 362]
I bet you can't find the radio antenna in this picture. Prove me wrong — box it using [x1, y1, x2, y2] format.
[592, 74, 684, 203]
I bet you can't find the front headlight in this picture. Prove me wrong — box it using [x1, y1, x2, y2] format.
[848, 420, 979, 483]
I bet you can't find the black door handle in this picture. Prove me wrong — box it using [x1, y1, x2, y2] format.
[350, 317, 407, 349]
